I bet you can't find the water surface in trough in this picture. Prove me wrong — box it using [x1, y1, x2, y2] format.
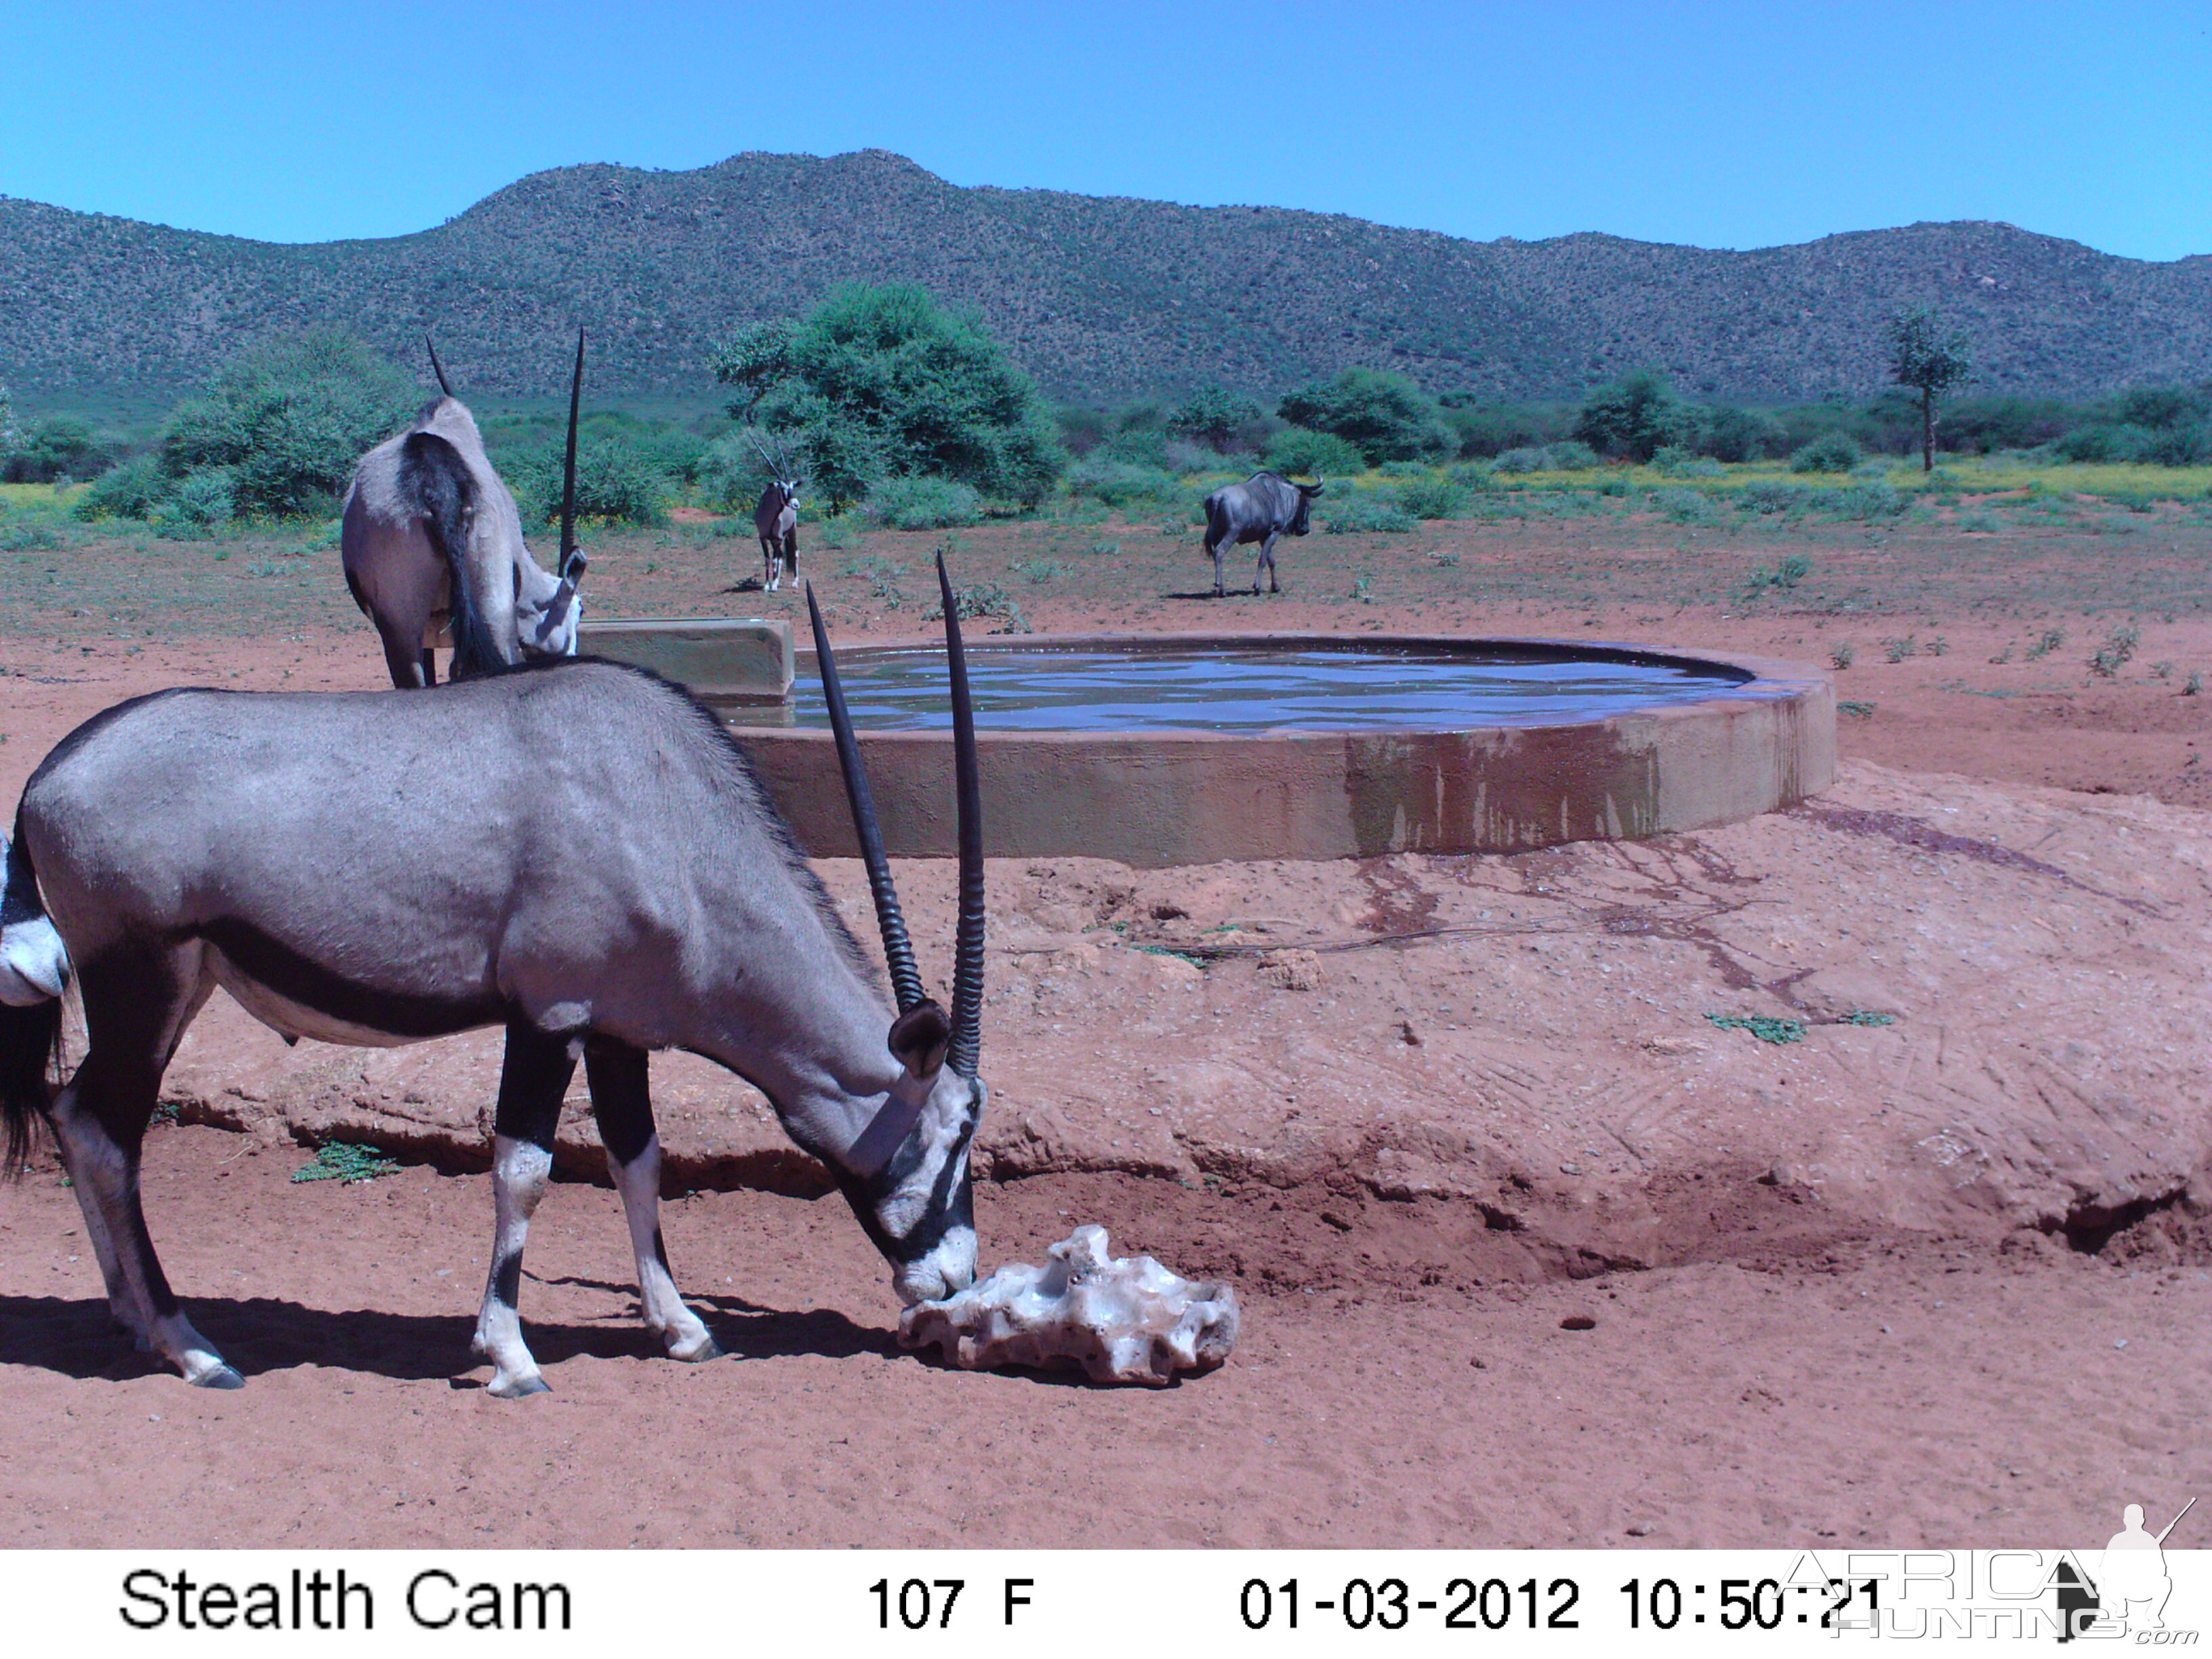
[754, 643, 1752, 733]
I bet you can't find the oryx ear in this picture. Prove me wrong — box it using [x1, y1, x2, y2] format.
[888, 1000, 951, 1081]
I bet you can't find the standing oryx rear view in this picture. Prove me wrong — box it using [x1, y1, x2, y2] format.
[340, 334, 590, 687]
[0, 556, 994, 1397]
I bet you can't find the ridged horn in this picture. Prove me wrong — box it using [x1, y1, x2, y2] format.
[558, 331, 584, 576]
[806, 581, 927, 1015]
[425, 333, 453, 397]
[750, 428, 781, 479]
[937, 550, 985, 1079]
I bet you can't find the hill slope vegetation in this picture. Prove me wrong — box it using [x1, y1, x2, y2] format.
[3, 150, 2207, 410]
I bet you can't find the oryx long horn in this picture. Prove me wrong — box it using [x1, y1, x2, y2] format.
[806, 581, 926, 1015]
[936, 551, 985, 1080]
[558, 331, 585, 576]
[750, 428, 781, 478]
[425, 333, 453, 397]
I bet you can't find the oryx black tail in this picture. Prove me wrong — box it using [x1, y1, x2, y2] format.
[399, 431, 507, 679]
[1, 808, 67, 1176]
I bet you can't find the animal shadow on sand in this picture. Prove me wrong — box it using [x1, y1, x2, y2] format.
[1162, 588, 1280, 602]
[0, 1288, 898, 1389]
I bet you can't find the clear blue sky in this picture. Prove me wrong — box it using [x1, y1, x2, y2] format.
[3, 0, 2205, 260]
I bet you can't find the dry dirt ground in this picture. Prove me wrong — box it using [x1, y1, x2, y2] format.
[1, 504, 2207, 1549]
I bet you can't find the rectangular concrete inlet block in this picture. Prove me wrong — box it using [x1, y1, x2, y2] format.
[579, 617, 794, 705]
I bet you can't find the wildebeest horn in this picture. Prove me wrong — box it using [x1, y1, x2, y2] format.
[425, 334, 453, 397]
[806, 581, 927, 1016]
[936, 551, 985, 1080]
[558, 331, 585, 576]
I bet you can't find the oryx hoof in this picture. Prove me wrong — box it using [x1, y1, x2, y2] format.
[190, 1364, 247, 1391]
[666, 1331, 722, 1364]
[487, 1372, 552, 1400]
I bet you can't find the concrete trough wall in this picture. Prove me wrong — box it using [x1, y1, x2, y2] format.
[580, 617, 793, 705]
[726, 633, 1834, 867]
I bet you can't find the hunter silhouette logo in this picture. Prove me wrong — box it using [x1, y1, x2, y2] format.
[2057, 1496, 2196, 1641]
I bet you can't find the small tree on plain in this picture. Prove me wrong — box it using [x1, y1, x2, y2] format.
[1277, 368, 1453, 464]
[1885, 304, 1973, 473]
[1573, 367, 1700, 462]
[709, 283, 1065, 509]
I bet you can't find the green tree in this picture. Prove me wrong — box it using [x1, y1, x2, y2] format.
[159, 330, 420, 516]
[1573, 368, 1699, 462]
[0, 380, 16, 453]
[1885, 305, 1973, 473]
[710, 283, 1065, 508]
[1168, 386, 1265, 451]
[3, 415, 117, 484]
[1277, 368, 1452, 464]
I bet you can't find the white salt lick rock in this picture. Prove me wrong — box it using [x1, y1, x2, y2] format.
[899, 1224, 1240, 1386]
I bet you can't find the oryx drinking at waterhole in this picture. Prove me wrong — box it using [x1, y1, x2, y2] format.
[750, 429, 802, 593]
[1202, 470, 1325, 596]
[0, 556, 990, 1396]
[340, 335, 589, 689]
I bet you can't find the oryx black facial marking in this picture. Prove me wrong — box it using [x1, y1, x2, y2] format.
[0, 562, 994, 1395]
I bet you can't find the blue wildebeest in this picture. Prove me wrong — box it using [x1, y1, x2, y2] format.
[0, 555, 989, 1396]
[1202, 470, 1326, 596]
[339, 335, 588, 688]
[750, 430, 802, 593]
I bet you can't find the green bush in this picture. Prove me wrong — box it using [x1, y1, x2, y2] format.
[1653, 487, 1725, 527]
[517, 438, 666, 527]
[75, 453, 168, 520]
[866, 475, 983, 529]
[2, 416, 121, 484]
[1701, 406, 1788, 463]
[1651, 447, 1722, 478]
[1790, 431, 1863, 473]
[1263, 426, 1364, 478]
[1277, 368, 1453, 464]
[158, 330, 419, 517]
[1392, 474, 1468, 520]
[1320, 493, 1416, 535]
[1066, 457, 1181, 509]
[154, 467, 237, 533]
[1742, 479, 1811, 516]
[1168, 386, 1266, 451]
[1830, 480, 1905, 519]
[712, 283, 1065, 508]
[1574, 368, 1700, 462]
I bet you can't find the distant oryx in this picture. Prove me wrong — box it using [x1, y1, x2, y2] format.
[1202, 470, 1326, 596]
[750, 430, 802, 593]
[339, 335, 588, 689]
[0, 554, 989, 1397]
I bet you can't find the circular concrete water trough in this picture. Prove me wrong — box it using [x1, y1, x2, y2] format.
[724, 632, 1834, 868]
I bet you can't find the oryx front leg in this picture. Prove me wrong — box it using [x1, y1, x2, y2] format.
[587, 1040, 718, 1363]
[472, 1021, 576, 1397]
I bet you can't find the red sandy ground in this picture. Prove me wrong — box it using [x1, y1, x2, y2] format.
[1, 507, 2207, 1548]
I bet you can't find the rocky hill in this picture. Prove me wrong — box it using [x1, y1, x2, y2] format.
[3, 149, 2207, 410]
